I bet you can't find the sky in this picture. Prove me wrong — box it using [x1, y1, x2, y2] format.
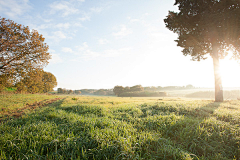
[1, 0, 240, 90]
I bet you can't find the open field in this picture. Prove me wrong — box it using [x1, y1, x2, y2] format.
[1, 95, 240, 159]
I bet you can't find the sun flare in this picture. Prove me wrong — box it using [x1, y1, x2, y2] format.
[219, 52, 240, 88]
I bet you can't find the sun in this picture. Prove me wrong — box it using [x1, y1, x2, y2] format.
[219, 51, 240, 88]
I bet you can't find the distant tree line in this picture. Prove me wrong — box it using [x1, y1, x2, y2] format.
[113, 85, 195, 97]
[144, 84, 195, 91]
[57, 88, 81, 94]
[57, 88, 114, 96]
[113, 85, 166, 97]
[0, 17, 57, 93]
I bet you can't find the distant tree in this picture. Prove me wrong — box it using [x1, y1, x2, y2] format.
[75, 90, 81, 94]
[186, 84, 194, 89]
[106, 89, 114, 95]
[150, 86, 157, 91]
[130, 85, 144, 92]
[94, 89, 106, 95]
[144, 87, 151, 91]
[157, 86, 163, 90]
[80, 89, 95, 95]
[57, 88, 64, 94]
[113, 85, 125, 96]
[68, 90, 73, 94]
[164, 0, 240, 102]
[124, 86, 130, 92]
[0, 17, 50, 85]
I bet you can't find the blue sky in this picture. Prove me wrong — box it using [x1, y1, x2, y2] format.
[1, 0, 240, 89]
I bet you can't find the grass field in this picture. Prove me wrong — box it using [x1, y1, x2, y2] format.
[1, 95, 240, 159]
[0, 94, 65, 123]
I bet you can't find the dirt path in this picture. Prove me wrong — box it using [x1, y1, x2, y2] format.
[0, 98, 65, 123]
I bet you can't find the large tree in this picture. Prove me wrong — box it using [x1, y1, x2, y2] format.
[0, 17, 51, 83]
[164, 0, 240, 102]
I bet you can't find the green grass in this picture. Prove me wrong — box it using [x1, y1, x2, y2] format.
[0, 94, 65, 122]
[1, 96, 240, 159]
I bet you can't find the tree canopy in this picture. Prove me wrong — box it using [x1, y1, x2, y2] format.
[164, 0, 240, 61]
[0, 17, 56, 93]
[0, 17, 51, 79]
[164, 0, 240, 102]
[15, 69, 57, 93]
[113, 86, 125, 96]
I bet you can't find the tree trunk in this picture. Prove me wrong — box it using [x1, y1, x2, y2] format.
[212, 43, 223, 102]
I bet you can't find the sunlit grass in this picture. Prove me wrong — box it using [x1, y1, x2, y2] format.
[1, 96, 240, 159]
[0, 94, 65, 122]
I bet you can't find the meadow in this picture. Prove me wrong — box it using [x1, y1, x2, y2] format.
[1, 94, 240, 159]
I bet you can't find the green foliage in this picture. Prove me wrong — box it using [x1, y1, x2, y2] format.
[164, 0, 240, 102]
[1, 96, 240, 159]
[113, 85, 125, 96]
[130, 85, 144, 92]
[164, 0, 240, 61]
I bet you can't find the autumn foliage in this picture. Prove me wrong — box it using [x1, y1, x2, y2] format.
[0, 17, 56, 93]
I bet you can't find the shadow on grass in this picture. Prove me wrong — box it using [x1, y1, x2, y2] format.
[132, 101, 240, 159]
[56, 104, 107, 117]
[2, 98, 239, 159]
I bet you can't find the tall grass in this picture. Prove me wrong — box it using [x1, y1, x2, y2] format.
[1, 96, 240, 159]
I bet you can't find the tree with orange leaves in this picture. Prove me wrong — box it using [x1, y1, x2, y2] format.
[0, 17, 51, 86]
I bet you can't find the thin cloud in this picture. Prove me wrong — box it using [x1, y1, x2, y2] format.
[78, 7, 103, 22]
[127, 17, 140, 23]
[49, 54, 63, 64]
[68, 42, 131, 61]
[62, 47, 73, 53]
[53, 31, 67, 39]
[0, 0, 32, 18]
[98, 38, 109, 45]
[49, 1, 79, 17]
[79, 14, 91, 21]
[103, 47, 132, 57]
[76, 42, 101, 59]
[90, 7, 103, 13]
[55, 23, 71, 29]
[46, 31, 68, 43]
[48, 49, 63, 64]
[112, 25, 132, 39]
